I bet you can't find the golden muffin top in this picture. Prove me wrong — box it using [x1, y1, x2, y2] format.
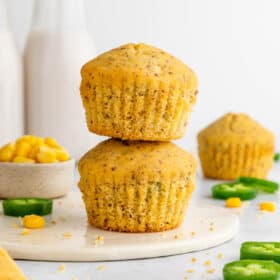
[81, 43, 198, 91]
[198, 113, 274, 145]
[78, 139, 196, 182]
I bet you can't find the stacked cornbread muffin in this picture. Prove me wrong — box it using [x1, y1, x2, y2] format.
[78, 43, 198, 232]
[198, 113, 275, 180]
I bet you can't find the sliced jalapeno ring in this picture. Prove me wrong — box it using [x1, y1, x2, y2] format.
[237, 177, 279, 194]
[2, 198, 53, 217]
[274, 153, 280, 162]
[212, 182, 257, 200]
[223, 260, 280, 280]
[241, 242, 280, 264]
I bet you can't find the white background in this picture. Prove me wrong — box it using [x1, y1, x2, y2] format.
[5, 0, 280, 152]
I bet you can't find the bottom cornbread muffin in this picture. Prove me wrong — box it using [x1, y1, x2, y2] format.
[198, 113, 275, 180]
[78, 139, 197, 232]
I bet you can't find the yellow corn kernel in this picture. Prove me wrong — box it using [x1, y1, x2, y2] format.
[13, 156, 35, 164]
[23, 215, 45, 229]
[225, 197, 242, 208]
[0, 143, 15, 162]
[36, 146, 57, 163]
[16, 135, 37, 145]
[15, 141, 31, 157]
[44, 137, 60, 148]
[259, 202, 276, 212]
[55, 148, 70, 162]
[28, 142, 43, 160]
[35, 137, 44, 146]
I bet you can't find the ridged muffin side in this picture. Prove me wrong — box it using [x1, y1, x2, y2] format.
[198, 113, 275, 180]
[78, 139, 197, 232]
[80, 43, 198, 141]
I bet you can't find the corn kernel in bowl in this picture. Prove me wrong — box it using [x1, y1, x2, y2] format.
[0, 143, 15, 162]
[0, 136, 70, 164]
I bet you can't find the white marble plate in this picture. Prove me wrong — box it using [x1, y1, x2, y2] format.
[0, 192, 239, 261]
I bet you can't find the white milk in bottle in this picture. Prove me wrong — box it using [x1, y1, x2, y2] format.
[0, 0, 23, 145]
[24, 0, 102, 159]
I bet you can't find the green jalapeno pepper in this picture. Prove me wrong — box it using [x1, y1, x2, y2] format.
[212, 182, 257, 200]
[241, 242, 280, 264]
[274, 153, 280, 162]
[2, 198, 53, 217]
[237, 177, 279, 194]
[223, 259, 280, 280]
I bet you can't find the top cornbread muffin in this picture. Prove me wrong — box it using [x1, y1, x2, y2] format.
[80, 43, 198, 141]
[198, 113, 275, 180]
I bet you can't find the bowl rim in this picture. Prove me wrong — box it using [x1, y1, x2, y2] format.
[0, 158, 75, 167]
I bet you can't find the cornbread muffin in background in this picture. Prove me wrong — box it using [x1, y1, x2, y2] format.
[198, 113, 275, 180]
[80, 43, 198, 141]
[78, 139, 197, 232]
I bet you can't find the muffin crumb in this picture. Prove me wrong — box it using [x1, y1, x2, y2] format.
[57, 264, 65, 273]
[97, 265, 105, 271]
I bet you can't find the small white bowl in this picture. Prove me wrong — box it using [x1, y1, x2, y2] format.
[0, 159, 75, 198]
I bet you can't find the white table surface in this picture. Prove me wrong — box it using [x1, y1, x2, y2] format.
[16, 165, 280, 280]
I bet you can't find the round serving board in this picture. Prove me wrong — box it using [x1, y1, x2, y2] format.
[0, 192, 239, 261]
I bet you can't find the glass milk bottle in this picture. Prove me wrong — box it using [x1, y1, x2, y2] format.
[24, 0, 101, 159]
[0, 0, 23, 145]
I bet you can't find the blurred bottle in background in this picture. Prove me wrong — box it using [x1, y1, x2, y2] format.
[0, 0, 23, 145]
[24, 0, 102, 159]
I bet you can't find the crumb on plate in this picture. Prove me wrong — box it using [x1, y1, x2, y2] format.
[217, 253, 223, 259]
[204, 260, 211, 266]
[63, 232, 72, 238]
[94, 235, 104, 246]
[207, 268, 215, 274]
[21, 228, 30, 236]
[57, 264, 65, 273]
[97, 265, 105, 271]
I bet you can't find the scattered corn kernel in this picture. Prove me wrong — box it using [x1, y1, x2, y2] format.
[191, 231, 196, 237]
[259, 202, 276, 212]
[13, 156, 35, 164]
[186, 269, 194, 273]
[225, 197, 242, 208]
[23, 215, 45, 229]
[191, 257, 197, 263]
[0, 143, 15, 162]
